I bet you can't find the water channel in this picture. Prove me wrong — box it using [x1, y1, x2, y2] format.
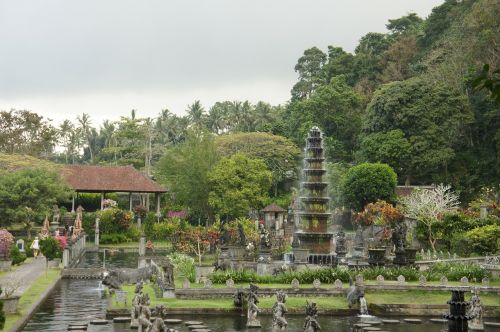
[21, 252, 499, 331]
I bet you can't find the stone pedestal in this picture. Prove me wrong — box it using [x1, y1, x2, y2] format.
[0, 259, 12, 272]
[393, 250, 407, 266]
[139, 236, 146, 256]
[162, 287, 175, 298]
[293, 248, 310, 263]
[94, 219, 100, 247]
[368, 248, 386, 266]
[405, 248, 418, 265]
[246, 319, 261, 328]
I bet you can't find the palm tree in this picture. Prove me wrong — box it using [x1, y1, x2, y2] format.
[77, 113, 95, 163]
[186, 100, 206, 128]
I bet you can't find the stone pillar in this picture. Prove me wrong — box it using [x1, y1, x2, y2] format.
[63, 248, 70, 268]
[100, 192, 105, 210]
[139, 235, 146, 256]
[94, 218, 100, 247]
[71, 193, 76, 213]
[129, 192, 133, 211]
[155, 193, 161, 215]
[480, 205, 488, 220]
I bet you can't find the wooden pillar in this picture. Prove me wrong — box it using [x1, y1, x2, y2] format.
[100, 192, 105, 210]
[155, 193, 161, 216]
[129, 192, 133, 211]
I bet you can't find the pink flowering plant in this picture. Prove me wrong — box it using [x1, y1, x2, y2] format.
[0, 229, 14, 260]
[55, 235, 68, 250]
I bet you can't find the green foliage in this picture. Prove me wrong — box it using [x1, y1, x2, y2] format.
[459, 225, 500, 256]
[208, 154, 272, 219]
[144, 217, 187, 240]
[82, 212, 97, 234]
[287, 76, 364, 161]
[100, 233, 130, 244]
[155, 129, 219, 220]
[77, 193, 120, 211]
[10, 245, 26, 265]
[168, 253, 195, 283]
[341, 163, 397, 211]
[358, 130, 411, 180]
[98, 208, 132, 234]
[126, 225, 141, 242]
[215, 132, 301, 196]
[426, 262, 490, 281]
[0, 168, 70, 227]
[211, 263, 490, 285]
[40, 237, 62, 261]
[0, 110, 58, 157]
[364, 77, 472, 182]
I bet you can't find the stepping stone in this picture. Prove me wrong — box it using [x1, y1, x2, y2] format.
[363, 320, 382, 325]
[90, 319, 108, 325]
[354, 323, 372, 327]
[404, 318, 422, 324]
[165, 318, 183, 324]
[68, 326, 87, 331]
[382, 319, 400, 324]
[192, 330, 211, 332]
[185, 321, 203, 326]
[113, 317, 131, 323]
[189, 325, 208, 330]
[362, 328, 382, 331]
[484, 322, 500, 327]
[430, 318, 447, 324]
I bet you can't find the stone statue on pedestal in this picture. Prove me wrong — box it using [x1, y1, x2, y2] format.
[468, 288, 483, 330]
[303, 301, 321, 332]
[259, 223, 271, 249]
[272, 291, 288, 331]
[246, 284, 261, 328]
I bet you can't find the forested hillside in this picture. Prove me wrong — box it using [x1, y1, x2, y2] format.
[1, 0, 498, 207]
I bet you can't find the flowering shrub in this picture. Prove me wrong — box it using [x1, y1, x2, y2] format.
[103, 199, 117, 209]
[166, 210, 188, 219]
[0, 229, 14, 260]
[55, 235, 67, 250]
[133, 205, 148, 219]
[354, 200, 404, 227]
[99, 208, 132, 233]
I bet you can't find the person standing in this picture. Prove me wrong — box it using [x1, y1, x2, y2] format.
[31, 236, 40, 258]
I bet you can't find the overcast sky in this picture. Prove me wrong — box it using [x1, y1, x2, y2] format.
[0, 0, 443, 125]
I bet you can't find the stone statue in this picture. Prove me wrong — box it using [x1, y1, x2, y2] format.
[259, 223, 271, 249]
[137, 293, 152, 331]
[150, 317, 166, 332]
[52, 205, 60, 224]
[233, 289, 244, 307]
[392, 222, 407, 252]
[238, 222, 247, 246]
[246, 284, 261, 328]
[272, 291, 288, 331]
[467, 288, 483, 330]
[303, 300, 321, 332]
[220, 220, 230, 246]
[346, 277, 364, 308]
[131, 282, 144, 325]
[76, 205, 84, 221]
[102, 271, 122, 291]
[335, 230, 347, 257]
[39, 216, 50, 240]
[162, 258, 175, 288]
[151, 304, 168, 319]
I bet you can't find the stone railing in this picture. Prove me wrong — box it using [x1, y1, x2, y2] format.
[62, 234, 86, 268]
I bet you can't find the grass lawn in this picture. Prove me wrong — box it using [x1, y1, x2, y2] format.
[110, 283, 500, 311]
[3, 268, 61, 331]
[99, 241, 173, 249]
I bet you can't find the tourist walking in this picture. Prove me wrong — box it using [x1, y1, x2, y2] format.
[31, 236, 40, 258]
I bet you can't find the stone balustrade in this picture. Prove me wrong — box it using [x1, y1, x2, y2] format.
[63, 234, 86, 268]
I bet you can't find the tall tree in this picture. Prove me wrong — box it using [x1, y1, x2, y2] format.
[291, 47, 327, 100]
[208, 153, 272, 220]
[155, 129, 219, 221]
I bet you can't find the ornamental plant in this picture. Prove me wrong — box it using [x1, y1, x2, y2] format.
[0, 229, 14, 260]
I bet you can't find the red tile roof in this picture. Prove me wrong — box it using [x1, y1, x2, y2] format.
[261, 203, 286, 213]
[61, 165, 167, 193]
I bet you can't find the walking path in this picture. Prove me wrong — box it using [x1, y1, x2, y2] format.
[0, 257, 47, 295]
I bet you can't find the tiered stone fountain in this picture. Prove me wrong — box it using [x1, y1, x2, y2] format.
[444, 289, 472, 332]
[295, 127, 334, 262]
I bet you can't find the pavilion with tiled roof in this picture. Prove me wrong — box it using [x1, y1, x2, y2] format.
[261, 203, 287, 233]
[61, 165, 167, 212]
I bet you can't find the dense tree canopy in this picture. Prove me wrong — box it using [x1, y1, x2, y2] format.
[364, 77, 472, 184]
[341, 163, 397, 212]
[0, 168, 70, 227]
[208, 154, 272, 220]
[215, 132, 300, 196]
